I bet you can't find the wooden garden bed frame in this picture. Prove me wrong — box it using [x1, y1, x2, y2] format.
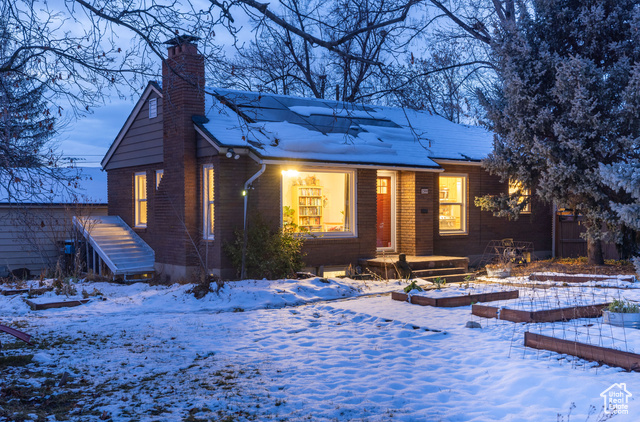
[1, 287, 51, 296]
[392, 290, 519, 307]
[472, 302, 609, 323]
[24, 298, 90, 311]
[524, 332, 640, 372]
[529, 273, 635, 283]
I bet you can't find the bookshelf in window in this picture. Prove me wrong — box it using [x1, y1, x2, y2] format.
[293, 185, 323, 232]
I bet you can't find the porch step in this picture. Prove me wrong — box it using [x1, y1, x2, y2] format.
[421, 273, 476, 284]
[360, 255, 469, 280]
[412, 267, 468, 278]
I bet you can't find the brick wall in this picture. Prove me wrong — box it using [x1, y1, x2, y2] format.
[196, 155, 259, 276]
[107, 165, 165, 252]
[191, 162, 377, 277]
[433, 163, 553, 261]
[396, 171, 436, 256]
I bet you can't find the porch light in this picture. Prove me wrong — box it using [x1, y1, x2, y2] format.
[281, 169, 299, 177]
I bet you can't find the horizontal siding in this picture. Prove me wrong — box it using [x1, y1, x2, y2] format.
[0, 206, 108, 273]
[106, 92, 164, 170]
[196, 133, 218, 157]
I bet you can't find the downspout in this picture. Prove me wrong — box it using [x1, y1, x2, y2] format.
[241, 163, 267, 279]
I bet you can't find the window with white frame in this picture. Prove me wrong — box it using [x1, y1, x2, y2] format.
[439, 174, 467, 234]
[149, 98, 158, 119]
[155, 169, 164, 189]
[281, 169, 356, 236]
[509, 179, 531, 213]
[203, 165, 215, 239]
[134, 172, 147, 228]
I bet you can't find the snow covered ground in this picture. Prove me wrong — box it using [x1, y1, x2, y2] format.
[1, 276, 640, 421]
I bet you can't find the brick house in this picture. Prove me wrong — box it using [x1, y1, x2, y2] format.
[101, 37, 552, 280]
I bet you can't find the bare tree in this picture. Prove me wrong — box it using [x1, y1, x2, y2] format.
[394, 39, 491, 123]
[213, 0, 427, 102]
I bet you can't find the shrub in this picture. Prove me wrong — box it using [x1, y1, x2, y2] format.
[224, 216, 305, 279]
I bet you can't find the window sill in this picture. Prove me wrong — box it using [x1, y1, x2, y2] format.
[302, 233, 358, 240]
[439, 231, 468, 236]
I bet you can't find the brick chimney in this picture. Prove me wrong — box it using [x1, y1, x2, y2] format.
[156, 35, 205, 278]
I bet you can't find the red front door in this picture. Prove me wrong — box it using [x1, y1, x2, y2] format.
[377, 177, 392, 248]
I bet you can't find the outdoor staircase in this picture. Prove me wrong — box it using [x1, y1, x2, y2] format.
[73, 215, 155, 281]
[360, 255, 475, 283]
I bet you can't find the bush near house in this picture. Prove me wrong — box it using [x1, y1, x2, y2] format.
[224, 216, 305, 280]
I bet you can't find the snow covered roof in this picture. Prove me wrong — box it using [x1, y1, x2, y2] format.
[0, 167, 107, 205]
[197, 88, 494, 170]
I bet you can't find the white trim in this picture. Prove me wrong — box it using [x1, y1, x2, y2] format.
[433, 159, 483, 166]
[134, 172, 147, 228]
[438, 173, 468, 235]
[202, 164, 215, 240]
[376, 170, 396, 252]
[155, 169, 164, 189]
[148, 98, 158, 119]
[280, 167, 358, 239]
[101, 83, 163, 169]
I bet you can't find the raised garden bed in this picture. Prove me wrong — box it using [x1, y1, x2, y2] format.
[392, 289, 519, 307]
[1, 287, 51, 296]
[529, 273, 635, 284]
[472, 302, 609, 323]
[524, 332, 640, 372]
[24, 298, 90, 311]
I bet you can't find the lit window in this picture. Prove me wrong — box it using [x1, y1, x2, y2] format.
[156, 169, 164, 189]
[509, 179, 531, 213]
[149, 98, 157, 119]
[376, 178, 388, 194]
[134, 172, 147, 228]
[203, 165, 214, 239]
[282, 169, 355, 236]
[439, 175, 467, 234]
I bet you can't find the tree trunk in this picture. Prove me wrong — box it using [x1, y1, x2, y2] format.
[616, 226, 639, 260]
[587, 238, 604, 265]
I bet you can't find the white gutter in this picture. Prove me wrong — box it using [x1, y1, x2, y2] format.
[432, 159, 483, 166]
[241, 162, 267, 279]
[255, 156, 444, 173]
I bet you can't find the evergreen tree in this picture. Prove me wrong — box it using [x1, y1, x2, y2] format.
[0, 23, 77, 202]
[477, 0, 640, 264]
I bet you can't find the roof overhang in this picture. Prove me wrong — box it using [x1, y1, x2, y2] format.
[101, 81, 163, 169]
[432, 158, 484, 166]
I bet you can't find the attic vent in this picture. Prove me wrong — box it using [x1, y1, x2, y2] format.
[149, 98, 158, 119]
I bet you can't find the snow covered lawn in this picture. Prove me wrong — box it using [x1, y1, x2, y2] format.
[1, 276, 639, 421]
